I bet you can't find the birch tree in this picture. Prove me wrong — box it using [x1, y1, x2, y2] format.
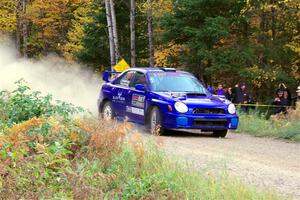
[110, 0, 119, 62]
[105, 0, 115, 69]
[130, 0, 136, 67]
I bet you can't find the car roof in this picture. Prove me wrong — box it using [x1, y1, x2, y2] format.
[128, 67, 190, 75]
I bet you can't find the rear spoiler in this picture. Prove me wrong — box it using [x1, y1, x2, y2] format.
[103, 71, 121, 82]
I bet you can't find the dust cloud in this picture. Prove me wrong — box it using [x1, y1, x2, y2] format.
[0, 37, 102, 113]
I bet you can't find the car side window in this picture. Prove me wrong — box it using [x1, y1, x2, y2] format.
[130, 72, 148, 89]
[114, 71, 135, 87]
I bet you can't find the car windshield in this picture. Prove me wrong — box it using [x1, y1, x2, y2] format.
[148, 72, 208, 94]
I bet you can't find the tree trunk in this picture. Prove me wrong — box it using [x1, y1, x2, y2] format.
[22, 0, 28, 58]
[110, 0, 119, 62]
[147, 0, 154, 67]
[130, 0, 136, 67]
[105, 0, 115, 70]
[15, 0, 21, 56]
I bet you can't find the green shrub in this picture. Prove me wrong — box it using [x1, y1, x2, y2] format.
[0, 79, 84, 129]
[236, 109, 300, 141]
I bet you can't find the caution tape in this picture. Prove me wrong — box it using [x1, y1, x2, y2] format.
[234, 103, 295, 108]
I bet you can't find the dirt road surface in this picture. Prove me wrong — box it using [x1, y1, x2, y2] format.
[152, 131, 300, 199]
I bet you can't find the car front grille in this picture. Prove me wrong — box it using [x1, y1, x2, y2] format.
[193, 119, 227, 127]
[193, 108, 225, 114]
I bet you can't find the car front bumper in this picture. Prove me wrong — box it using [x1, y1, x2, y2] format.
[162, 112, 239, 130]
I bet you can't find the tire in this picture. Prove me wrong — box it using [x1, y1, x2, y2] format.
[148, 106, 164, 135]
[212, 130, 228, 138]
[101, 101, 115, 120]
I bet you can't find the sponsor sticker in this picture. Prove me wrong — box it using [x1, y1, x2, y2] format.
[126, 106, 144, 116]
[132, 94, 145, 108]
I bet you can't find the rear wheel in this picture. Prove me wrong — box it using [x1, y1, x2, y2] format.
[212, 130, 228, 138]
[149, 107, 164, 135]
[102, 101, 114, 120]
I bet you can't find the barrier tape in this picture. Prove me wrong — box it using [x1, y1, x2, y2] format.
[234, 103, 295, 108]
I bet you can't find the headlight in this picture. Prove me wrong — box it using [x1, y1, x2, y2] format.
[174, 102, 188, 113]
[228, 103, 236, 114]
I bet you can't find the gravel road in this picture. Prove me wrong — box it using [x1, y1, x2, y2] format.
[153, 131, 300, 199]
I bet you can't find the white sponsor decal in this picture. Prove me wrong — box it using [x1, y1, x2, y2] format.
[126, 106, 144, 116]
[113, 90, 125, 101]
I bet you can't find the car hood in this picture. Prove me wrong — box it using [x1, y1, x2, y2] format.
[153, 92, 230, 107]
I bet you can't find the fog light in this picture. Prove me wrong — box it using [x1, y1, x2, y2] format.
[176, 117, 188, 126]
[231, 117, 238, 128]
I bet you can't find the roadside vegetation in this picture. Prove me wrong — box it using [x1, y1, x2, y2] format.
[236, 107, 300, 142]
[0, 83, 281, 199]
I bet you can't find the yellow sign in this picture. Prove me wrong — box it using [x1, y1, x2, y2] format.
[114, 59, 131, 72]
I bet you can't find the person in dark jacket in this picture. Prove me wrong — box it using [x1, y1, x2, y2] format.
[233, 83, 250, 104]
[225, 87, 233, 101]
[272, 90, 284, 114]
[231, 84, 238, 103]
[232, 82, 251, 112]
[281, 90, 291, 113]
[272, 83, 292, 114]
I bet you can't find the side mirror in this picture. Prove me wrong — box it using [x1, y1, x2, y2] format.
[135, 84, 146, 91]
[102, 71, 121, 82]
[102, 71, 110, 82]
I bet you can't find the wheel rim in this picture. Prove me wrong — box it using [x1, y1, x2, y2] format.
[150, 110, 157, 134]
[103, 104, 112, 120]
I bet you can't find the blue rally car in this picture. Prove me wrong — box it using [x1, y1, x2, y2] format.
[98, 68, 238, 137]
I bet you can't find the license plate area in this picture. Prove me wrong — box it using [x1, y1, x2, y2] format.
[193, 119, 227, 127]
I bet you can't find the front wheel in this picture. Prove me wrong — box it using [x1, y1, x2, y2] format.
[101, 101, 115, 120]
[212, 130, 228, 138]
[148, 107, 164, 135]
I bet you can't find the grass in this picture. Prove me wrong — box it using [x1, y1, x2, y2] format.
[0, 81, 283, 199]
[236, 105, 300, 142]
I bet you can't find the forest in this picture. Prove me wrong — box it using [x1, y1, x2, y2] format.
[0, 0, 299, 102]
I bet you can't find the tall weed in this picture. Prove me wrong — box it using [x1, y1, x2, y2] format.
[237, 104, 300, 141]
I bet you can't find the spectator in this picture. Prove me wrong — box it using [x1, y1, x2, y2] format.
[281, 90, 291, 113]
[216, 84, 225, 96]
[232, 82, 252, 112]
[225, 87, 233, 101]
[272, 83, 291, 114]
[232, 84, 240, 104]
[233, 83, 251, 104]
[272, 90, 285, 114]
[292, 86, 300, 107]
